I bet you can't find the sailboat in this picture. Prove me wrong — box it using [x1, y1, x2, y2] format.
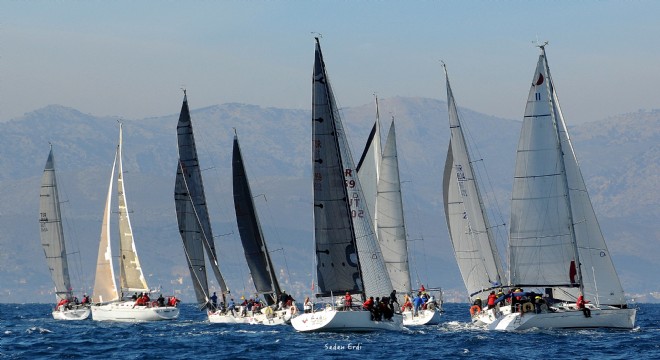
[174, 92, 242, 323]
[442, 64, 506, 327]
[449, 45, 636, 330]
[232, 133, 295, 325]
[290, 38, 402, 332]
[357, 98, 442, 326]
[91, 124, 180, 322]
[39, 146, 91, 320]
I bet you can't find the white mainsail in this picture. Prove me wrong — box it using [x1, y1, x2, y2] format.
[39, 146, 74, 302]
[509, 45, 626, 306]
[442, 65, 505, 302]
[117, 125, 149, 294]
[92, 148, 120, 303]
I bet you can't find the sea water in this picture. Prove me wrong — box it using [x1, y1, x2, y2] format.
[1, 303, 657, 359]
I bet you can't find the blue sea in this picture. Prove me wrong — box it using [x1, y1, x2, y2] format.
[1, 303, 657, 359]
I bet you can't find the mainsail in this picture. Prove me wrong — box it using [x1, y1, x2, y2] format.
[117, 124, 149, 294]
[232, 134, 281, 306]
[509, 45, 626, 306]
[442, 65, 505, 301]
[39, 146, 73, 301]
[312, 37, 393, 299]
[174, 92, 228, 307]
[92, 147, 120, 303]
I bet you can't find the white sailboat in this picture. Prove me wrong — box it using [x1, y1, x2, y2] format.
[357, 98, 442, 326]
[232, 133, 295, 326]
[39, 146, 91, 320]
[447, 45, 636, 330]
[442, 64, 506, 327]
[174, 92, 244, 324]
[291, 38, 402, 332]
[91, 124, 179, 322]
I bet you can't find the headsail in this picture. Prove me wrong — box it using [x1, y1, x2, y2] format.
[375, 119, 412, 294]
[92, 147, 120, 303]
[39, 146, 73, 301]
[116, 124, 149, 294]
[442, 66, 505, 301]
[174, 92, 228, 307]
[312, 38, 392, 299]
[509, 45, 626, 305]
[232, 134, 281, 306]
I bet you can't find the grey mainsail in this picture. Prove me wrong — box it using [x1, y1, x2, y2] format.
[312, 37, 393, 299]
[442, 65, 505, 302]
[232, 134, 281, 306]
[174, 92, 228, 307]
[39, 146, 74, 302]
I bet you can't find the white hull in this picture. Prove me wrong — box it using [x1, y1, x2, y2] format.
[402, 308, 443, 326]
[52, 306, 91, 320]
[91, 301, 179, 322]
[207, 310, 251, 324]
[291, 308, 403, 332]
[249, 308, 294, 326]
[473, 304, 636, 330]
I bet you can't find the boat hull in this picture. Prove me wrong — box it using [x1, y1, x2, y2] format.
[402, 308, 443, 326]
[207, 310, 251, 324]
[52, 306, 91, 320]
[249, 308, 293, 326]
[91, 302, 179, 322]
[291, 308, 403, 332]
[474, 304, 636, 330]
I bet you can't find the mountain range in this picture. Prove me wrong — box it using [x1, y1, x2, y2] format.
[1, 97, 658, 304]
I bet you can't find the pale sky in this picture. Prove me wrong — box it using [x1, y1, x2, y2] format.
[2, 1, 659, 124]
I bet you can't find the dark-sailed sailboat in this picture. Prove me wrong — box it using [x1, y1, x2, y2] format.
[290, 38, 401, 332]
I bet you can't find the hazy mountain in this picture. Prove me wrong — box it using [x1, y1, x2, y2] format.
[1, 97, 657, 304]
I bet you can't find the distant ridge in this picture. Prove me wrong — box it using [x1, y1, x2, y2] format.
[1, 97, 658, 303]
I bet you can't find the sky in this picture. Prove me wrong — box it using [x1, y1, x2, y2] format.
[2, 1, 659, 124]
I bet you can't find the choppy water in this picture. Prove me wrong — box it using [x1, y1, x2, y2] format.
[1, 303, 657, 359]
